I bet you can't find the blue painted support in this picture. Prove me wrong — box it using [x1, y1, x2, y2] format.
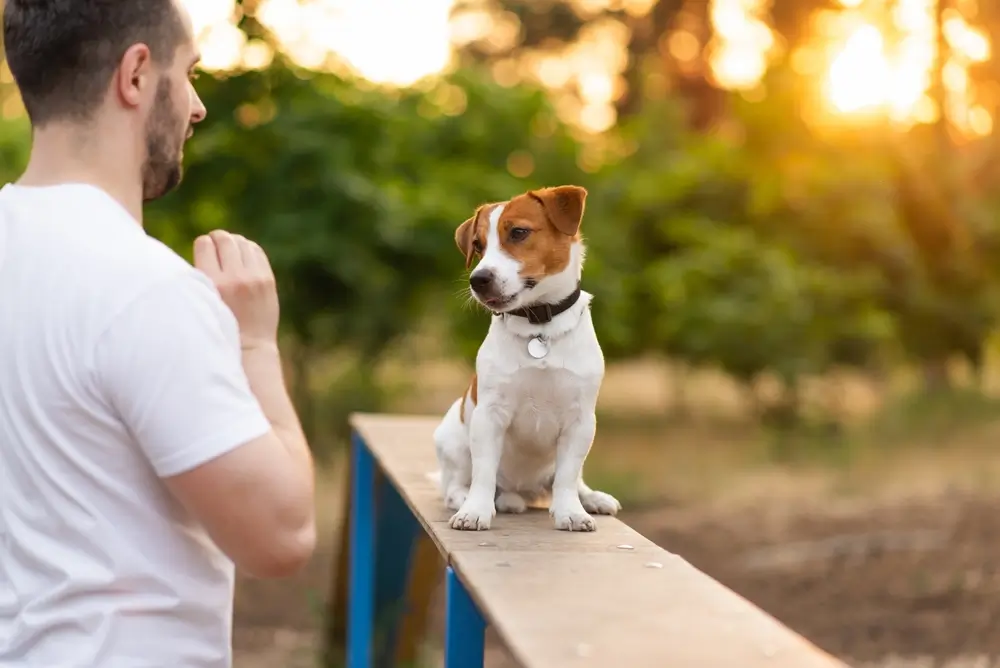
[372, 474, 423, 668]
[444, 566, 486, 668]
[347, 431, 375, 668]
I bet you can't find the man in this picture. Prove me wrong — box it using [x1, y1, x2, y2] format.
[0, 1, 316, 666]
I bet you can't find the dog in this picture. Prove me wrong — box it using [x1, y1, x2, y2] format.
[432, 184, 621, 532]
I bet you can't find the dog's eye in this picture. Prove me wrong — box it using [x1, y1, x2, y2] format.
[509, 227, 530, 242]
[472, 239, 483, 254]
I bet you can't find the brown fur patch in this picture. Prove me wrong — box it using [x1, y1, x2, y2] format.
[454, 204, 496, 269]
[529, 185, 587, 237]
[493, 196, 572, 278]
[459, 373, 478, 424]
[496, 186, 587, 280]
[453, 185, 588, 279]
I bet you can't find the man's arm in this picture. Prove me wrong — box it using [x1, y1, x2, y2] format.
[95, 233, 316, 578]
[160, 343, 317, 579]
[240, 342, 313, 480]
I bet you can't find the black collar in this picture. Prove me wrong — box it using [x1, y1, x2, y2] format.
[495, 283, 583, 325]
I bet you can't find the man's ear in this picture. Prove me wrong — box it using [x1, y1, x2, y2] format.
[116, 43, 153, 110]
[530, 185, 588, 237]
[455, 214, 477, 269]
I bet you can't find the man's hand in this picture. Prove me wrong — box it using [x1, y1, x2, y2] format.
[193, 230, 279, 350]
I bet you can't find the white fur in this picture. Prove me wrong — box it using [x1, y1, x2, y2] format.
[477, 204, 523, 301]
[433, 201, 621, 531]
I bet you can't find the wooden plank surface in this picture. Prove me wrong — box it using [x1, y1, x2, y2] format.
[349, 412, 850, 668]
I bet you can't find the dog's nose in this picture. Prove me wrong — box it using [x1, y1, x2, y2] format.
[469, 270, 495, 294]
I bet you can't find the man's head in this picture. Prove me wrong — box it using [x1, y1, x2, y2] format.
[3, 0, 207, 200]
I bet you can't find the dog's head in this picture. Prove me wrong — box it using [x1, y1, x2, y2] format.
[454, 185, 587, 313]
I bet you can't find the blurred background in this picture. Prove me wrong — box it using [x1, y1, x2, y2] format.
[3, 0, 1000, 666]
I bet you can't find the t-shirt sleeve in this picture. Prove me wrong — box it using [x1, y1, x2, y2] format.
[92, 269, 273, 478]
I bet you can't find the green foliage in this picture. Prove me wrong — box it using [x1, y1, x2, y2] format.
[3, 10, 1000, 441]
[0, 115, 29, 183]
[138, 58, 589, 441]
[645, 221, 893, 386]
[145, 59, 588, 362]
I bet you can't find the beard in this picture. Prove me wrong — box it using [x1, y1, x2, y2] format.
[141, 78, 189, 202]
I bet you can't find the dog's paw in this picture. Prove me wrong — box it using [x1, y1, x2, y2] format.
[580, 489, 621, 516]
[444, 487, 469, 511]
[449, 500, 495, 531]
[495, 491, 527, 514]
[551, 506, 597, 532]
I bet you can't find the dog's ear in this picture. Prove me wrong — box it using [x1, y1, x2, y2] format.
[531, 185, 588, 237]
[455, 213, 478, 269]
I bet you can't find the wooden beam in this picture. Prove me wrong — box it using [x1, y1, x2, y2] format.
[348, 412, 851, 668]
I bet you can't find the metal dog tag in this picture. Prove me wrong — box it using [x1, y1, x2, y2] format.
[527, 336, 549, 359]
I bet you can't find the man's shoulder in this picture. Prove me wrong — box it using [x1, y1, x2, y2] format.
[36, 186, 228, 330]
[81, 225, 218, 313]
[123, 233, 207, 284]
[3, 182, 205, 285]
[60, 187, 219, 295]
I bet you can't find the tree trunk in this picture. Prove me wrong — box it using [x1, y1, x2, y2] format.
[922, 359, 952, 394]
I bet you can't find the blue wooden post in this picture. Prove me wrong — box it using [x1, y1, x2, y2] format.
[444, 566, 486, 668]
[347, 432, 375, 668]
[347, 428, 479, 667]
[372, 476, 423, 668]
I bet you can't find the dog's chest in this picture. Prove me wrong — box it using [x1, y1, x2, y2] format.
[477, 301, 604, 434]
[508, 367, 579, 415]
[505, 368, 581, 448]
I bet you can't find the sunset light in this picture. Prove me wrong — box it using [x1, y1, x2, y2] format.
[178, 0, 995, 137]
[709, 0, 776, 90]
[805, 0, 992, 136]
[183, 0, 455, 86]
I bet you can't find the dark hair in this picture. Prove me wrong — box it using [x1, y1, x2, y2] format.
[2, 0, 186, 126]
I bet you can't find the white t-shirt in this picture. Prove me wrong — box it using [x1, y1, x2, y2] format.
[0, 183, 272, 667]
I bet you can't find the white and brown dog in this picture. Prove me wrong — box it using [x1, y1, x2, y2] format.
[432, 184, 621, 532]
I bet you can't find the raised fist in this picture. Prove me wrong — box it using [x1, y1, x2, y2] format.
[193, 230, 280, 350]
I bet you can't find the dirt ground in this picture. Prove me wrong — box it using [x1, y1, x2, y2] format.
[637, 492, 1000, 667]
[231, 487, 1000, 668]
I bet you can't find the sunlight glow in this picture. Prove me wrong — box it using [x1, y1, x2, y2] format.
[800, 0, 993, 136]
[184, 0, 244, 70]
[826, 24, 898, 115]
[182, 0, 456, 86]
[709, 0, 775, 89]
[703, 0, 995, 137]
[180, 0, 994, 137]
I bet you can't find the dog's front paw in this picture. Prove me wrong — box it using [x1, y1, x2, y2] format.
[449, 500, 495, 531]
[551, 506, 597, 532]
[580, 489, 621, 516]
